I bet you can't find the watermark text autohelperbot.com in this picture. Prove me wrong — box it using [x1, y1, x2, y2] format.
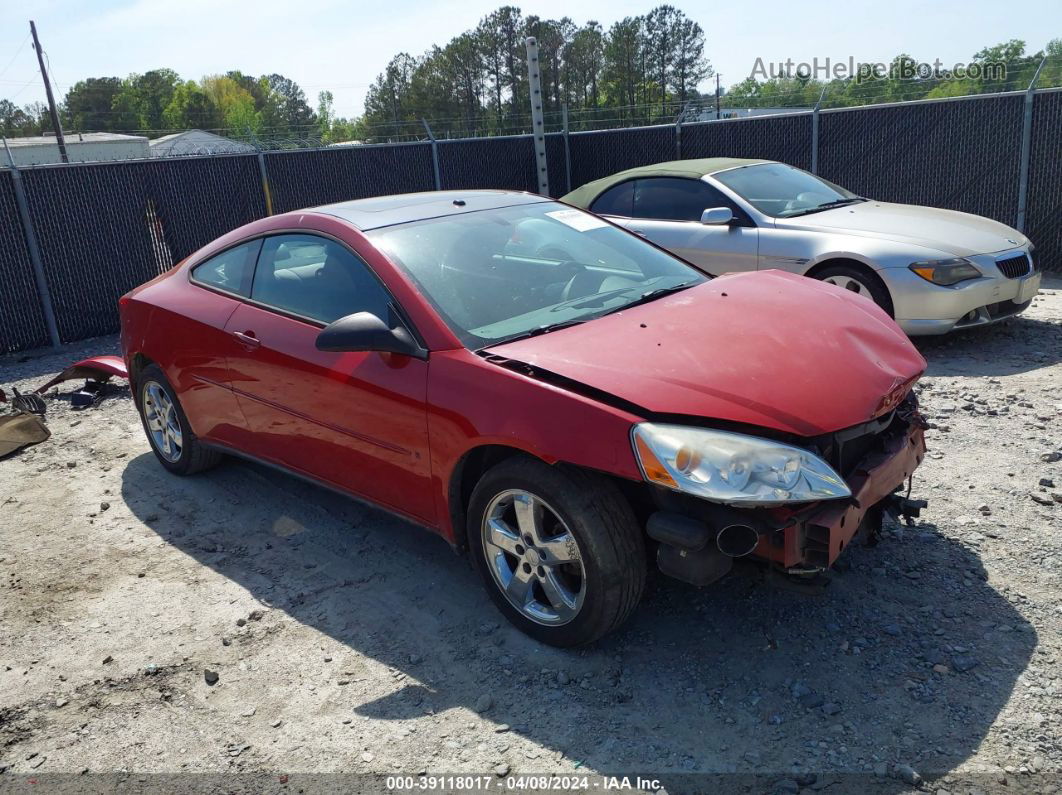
[751, 57, 1006, 82]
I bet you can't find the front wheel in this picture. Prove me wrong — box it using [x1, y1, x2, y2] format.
[467, 456, 646, 646]
[814, 264, 894, 316]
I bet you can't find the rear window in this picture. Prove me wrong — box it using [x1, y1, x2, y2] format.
[190, 241, 259, 296]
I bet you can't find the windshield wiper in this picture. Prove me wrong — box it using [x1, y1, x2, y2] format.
[600, 281, 698, 316]
[513, 319, 589, 340]
[787, 197, 867, 217]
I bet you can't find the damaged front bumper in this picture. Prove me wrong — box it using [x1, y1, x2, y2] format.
[646, 419, 927, 586]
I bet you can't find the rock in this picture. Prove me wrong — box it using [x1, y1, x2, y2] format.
[932, 664, 950, 674]
[240, 706, 256, 717]
[1041, 451, 1062, 463]
[361, 752, 374, 763]
[821, 702, 842, 716]
[494, 763, 510, 777]
[882, 624, 902, 637]
[893, 763, 922, 786]
[474, 694, 493, 713]
[952, 654, 979, 672]
[204, 669, 219, 686]
[408, 653, 423, 665]
[221, 637, 231, 647]
[791, 682, 811, 698]
[770, 779, 800, 794]
[102, 655, 113, 665]
[100, 502, 110, 512]
[271, 719, 282, 728]
[143, 664, 159, 676]
[1030, 493, 1055, 506]
[236, 618, 247, 627]
[1040, 478, 1056, 488]
[55, 697, 68, 707]
[557, 671, 570, 685]
[799, 693, 825, 709]
[248, 609, 264, 621]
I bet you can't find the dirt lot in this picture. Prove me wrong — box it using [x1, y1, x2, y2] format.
[1, 280, 1061, 794]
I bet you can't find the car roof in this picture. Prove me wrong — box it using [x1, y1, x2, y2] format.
[306, 190, 551, 231]
[560, 157, 773, 208]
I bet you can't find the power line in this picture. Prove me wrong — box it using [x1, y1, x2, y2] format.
[0, 33, 31, 81]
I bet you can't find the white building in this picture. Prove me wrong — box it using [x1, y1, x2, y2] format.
[149, 130, 256, 157]
[1, 132, 150, 167]
[696, 107, 812, 122]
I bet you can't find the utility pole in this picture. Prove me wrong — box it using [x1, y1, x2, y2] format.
[524, 37, 549, 196]
[30, 20, 68, 163]
[715, 73, 722, 120]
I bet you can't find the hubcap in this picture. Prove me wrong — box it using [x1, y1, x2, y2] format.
[823, 275, 873, 301]
[481, 490, 586, 626]
[142, 380, 183, 463]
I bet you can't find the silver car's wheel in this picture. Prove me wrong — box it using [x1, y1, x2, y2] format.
[142, 380, 183, 462]
[822, 274, 874, 300]
[481, 489, 586, 626]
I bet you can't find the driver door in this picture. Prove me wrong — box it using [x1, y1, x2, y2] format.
[224, 233, 434, 522]
[596, 177, 759, 276]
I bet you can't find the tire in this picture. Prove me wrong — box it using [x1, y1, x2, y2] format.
[136, 364, 222, 476]
[813, 264, 894, 316]
[467, 456, 646, 647]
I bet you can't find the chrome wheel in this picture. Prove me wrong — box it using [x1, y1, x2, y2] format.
[823, 274, 873, 300]
[481, 490, 586, 626]
[142, 380, 183, 463]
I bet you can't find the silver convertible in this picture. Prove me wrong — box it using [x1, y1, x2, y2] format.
[562, 158, 1041, 335]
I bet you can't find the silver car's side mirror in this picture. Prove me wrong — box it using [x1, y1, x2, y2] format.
[701, 207, 734, 225]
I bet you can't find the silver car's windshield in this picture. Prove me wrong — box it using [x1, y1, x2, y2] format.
[366, 202, 704, 348]
[714, 163, 865, 218]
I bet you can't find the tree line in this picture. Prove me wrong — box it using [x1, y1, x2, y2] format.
[727, 39, 1062, 110]
[1, 10, 1059, 148]
[0, 70, 360, 146]
[362, 4, 712, 138]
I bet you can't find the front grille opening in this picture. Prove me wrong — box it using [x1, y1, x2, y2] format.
[995, 253, 1031, 279]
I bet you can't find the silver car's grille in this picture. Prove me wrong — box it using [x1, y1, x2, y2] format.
[995, 253, 1031, 279]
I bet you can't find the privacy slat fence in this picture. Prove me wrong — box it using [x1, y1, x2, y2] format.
[1, 87, 1059, 354]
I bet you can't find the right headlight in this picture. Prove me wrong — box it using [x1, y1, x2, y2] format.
[631, 423, 851, 506]
[908, 258, 981, 286]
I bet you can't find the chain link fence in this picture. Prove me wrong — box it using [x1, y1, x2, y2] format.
[1, 87, 1059, 354]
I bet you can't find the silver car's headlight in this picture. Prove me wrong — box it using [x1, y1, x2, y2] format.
[908, 258, 981, 286]
[632, 423, 851, 506]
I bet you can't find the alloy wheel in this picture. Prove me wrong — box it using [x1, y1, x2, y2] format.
[142, 380, 183, 463]
[822, 274, 873, 300]
[481, 490, 586, 626]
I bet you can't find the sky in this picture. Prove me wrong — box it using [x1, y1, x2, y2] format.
[0, 0, 1059, 125]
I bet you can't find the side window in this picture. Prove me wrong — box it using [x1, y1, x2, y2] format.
[251, 234, 393, 325]
[590, 181, 635, 217]
[190, 241, 258, 296]
[633, 177, 735, 222]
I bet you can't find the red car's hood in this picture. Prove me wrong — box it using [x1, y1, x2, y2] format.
[485, 270, 926, 436]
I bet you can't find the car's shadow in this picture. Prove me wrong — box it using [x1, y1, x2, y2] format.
[914, 314, 1062, 376]
[121, 451, 1036, 791]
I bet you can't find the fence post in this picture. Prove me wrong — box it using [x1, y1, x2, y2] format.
[1015, 57, 1047, 233]
[256, 152, 274, 216]
[562, 103, 572, 195]
[422, 119, 441, 191]
[675, 107, 684, 159]
[525, 37, 550, 196]
[2, 136, 61, 350]
[811, 85, 828, 175]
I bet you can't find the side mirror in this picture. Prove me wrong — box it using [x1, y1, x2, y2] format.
[315, 311, 423, 357]
[700, 207, 734, 226]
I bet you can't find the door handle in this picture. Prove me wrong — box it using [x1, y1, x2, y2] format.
[232, 330, 260, 348]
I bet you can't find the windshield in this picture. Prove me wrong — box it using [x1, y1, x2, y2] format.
[713, 163, 864, 218]
[366, 202, 705, 348]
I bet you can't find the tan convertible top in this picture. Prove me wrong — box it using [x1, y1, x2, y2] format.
[561, 157, 771, 208]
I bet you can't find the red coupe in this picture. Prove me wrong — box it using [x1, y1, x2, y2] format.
[120, 190, 928, 646]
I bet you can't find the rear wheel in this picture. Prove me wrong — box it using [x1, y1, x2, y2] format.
[136, 364, 221, 475]
[467, 456, 645, 646]
[813, 264, 894, 316]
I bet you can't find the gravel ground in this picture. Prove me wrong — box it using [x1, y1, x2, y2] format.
[1, 280, 1060, 794]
